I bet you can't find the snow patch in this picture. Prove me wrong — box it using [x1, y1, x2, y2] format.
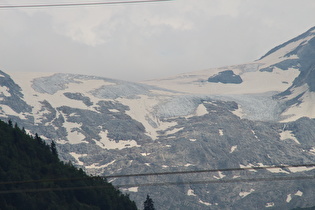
[187, 189, 197, 196]
[184, 163, 193, 167]
[121, 187, 138, 192]
[239, 189, 255, 198]
[230, 145, 237, 153]
[256, 163, 290, 174]
[240, 164, 257, 172]
[117, 95, 177, 140]
[165, 127, 184, 135]
[195, 103, 208, 116]
[199, 199, 212, 206]
[295, 190, 303, 196]
[108, 109, 120, 113]
[0, 105, 28, 120]
[251, 130, 258, 139]
[0, 86, 11, 97]
[85, 160, 116, 169]
[94, 130, 140, 150]
[69, 152, 87, 165]
[279, 130, 300, 144]
[265, 202, 274, 208]
[288, 166, 315, 173]
[281, 87, 315, 122]
[62, 120, 86, 144]
[232, 105, 244, 118]
[286, 194, 292, 203]
[214, 171, 226, 179]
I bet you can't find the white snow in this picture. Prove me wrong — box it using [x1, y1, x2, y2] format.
[195, 103, 208, 116]
[85, 160, 116, 169]
[184, 163, 193, 167]
[286, 191, 303, 203]
[240, 164, 257, 172]
[230, 145, 237, 153]
[143, 63, 299, 95]
[0, 105, 28, 120]
[187, 189, 197, 196]
[279, 130, 300, 144]
[62, 120, 86, 144]
[117, 95, 178, 140]
[198, 199, 212, 206]
[214, 171, 226, 179]
[239, 189, 255, 198]
[232, 105, 244, 118]
[121, 187, 138, 192]
[256, 163, 290, 174]
[69, 152, 87, 165]
[265, 202, 274, 208]
[288, 166, 315, 173]
[94, 130, 140, 150]
[0, 86, 11, 97]
[108, 109, 120, 113]
[281, 88, 315, 122]
[165, 127, 184, 136]
[185, 103, 209, 118]
[295, 190, 303, 196]
[251, 130, 258, 139]
[260, 33, 315, 66]
[286, 194, 292, 203]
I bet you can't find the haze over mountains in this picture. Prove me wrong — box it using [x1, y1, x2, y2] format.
[1, 26, 315, 209]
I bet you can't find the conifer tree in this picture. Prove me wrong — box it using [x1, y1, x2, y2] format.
[50, 140, 58, 157]
[144, 194, 155, 210]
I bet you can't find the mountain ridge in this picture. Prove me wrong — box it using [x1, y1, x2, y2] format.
[1, 26, 315, 209]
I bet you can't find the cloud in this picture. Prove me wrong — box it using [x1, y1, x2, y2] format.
[1, 0, 315, 81]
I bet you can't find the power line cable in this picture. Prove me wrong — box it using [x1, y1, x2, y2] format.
[0, 0, 173, 9]
[0, 163, 314, 186]
[0, 175, 315, 194]
[104, 163, 315, 179]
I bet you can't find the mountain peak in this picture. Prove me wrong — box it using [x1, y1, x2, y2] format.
[259, 26, 315, 60]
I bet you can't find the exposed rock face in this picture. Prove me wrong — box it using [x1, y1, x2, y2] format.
[1, 27, 315, 209]
[207, 70, 243, 84]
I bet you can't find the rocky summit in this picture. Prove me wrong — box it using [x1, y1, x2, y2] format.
[1, 26, 315, 209]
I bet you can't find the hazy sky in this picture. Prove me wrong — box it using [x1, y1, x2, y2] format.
[1, 0, 315, 81]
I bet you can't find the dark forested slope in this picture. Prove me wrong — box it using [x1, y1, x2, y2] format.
[0, 119, 137, 210]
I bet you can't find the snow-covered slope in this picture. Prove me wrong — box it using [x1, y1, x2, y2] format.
[1, 26, 315, 209]
[143, 26, 315, 122]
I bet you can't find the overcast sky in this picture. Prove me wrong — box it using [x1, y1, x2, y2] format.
[1, 0, 315, 81]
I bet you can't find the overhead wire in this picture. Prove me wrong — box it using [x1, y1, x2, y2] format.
[0, 175, 315, 194]
[1, 163, 315, 186]
[0, 163, 315, 194]
[0, 0, 173, 9]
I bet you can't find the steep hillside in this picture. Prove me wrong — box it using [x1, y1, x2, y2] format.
[0, 26, 315, 209]
[0, 119, 137, 210]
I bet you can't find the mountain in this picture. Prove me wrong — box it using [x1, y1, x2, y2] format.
[0, 119, 137, 209]
[1, 26, 315, 209]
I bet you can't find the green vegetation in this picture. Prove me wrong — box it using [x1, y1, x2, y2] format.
[0, 119, 138, 209]
[143, 194, 155, 210]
